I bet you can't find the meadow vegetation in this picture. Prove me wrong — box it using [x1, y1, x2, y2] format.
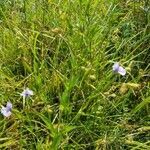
[0, 0, 150, 149]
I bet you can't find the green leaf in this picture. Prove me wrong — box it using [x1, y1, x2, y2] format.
[131, 96, 150, 114]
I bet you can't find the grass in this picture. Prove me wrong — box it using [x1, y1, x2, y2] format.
[0, 0, 149, 149]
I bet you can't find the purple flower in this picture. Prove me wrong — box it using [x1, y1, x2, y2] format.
[1, 102, 12, 117]
[113, 62, 126, 76]
[21, 88, 33, 98]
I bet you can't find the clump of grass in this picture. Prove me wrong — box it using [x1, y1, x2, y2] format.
[0, 0, 149, 149]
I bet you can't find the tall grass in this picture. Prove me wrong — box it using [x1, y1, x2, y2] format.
[0, 0, 149, 149]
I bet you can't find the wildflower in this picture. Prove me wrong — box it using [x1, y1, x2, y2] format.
[1, 102, 12, 117]
[21, 88, 33, 98]
[113, 62, 126, 76]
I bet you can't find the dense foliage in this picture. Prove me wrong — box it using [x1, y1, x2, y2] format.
[0, 0, 149, 149]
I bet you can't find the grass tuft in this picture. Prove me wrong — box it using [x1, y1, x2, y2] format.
[0, 0, 149, 149]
